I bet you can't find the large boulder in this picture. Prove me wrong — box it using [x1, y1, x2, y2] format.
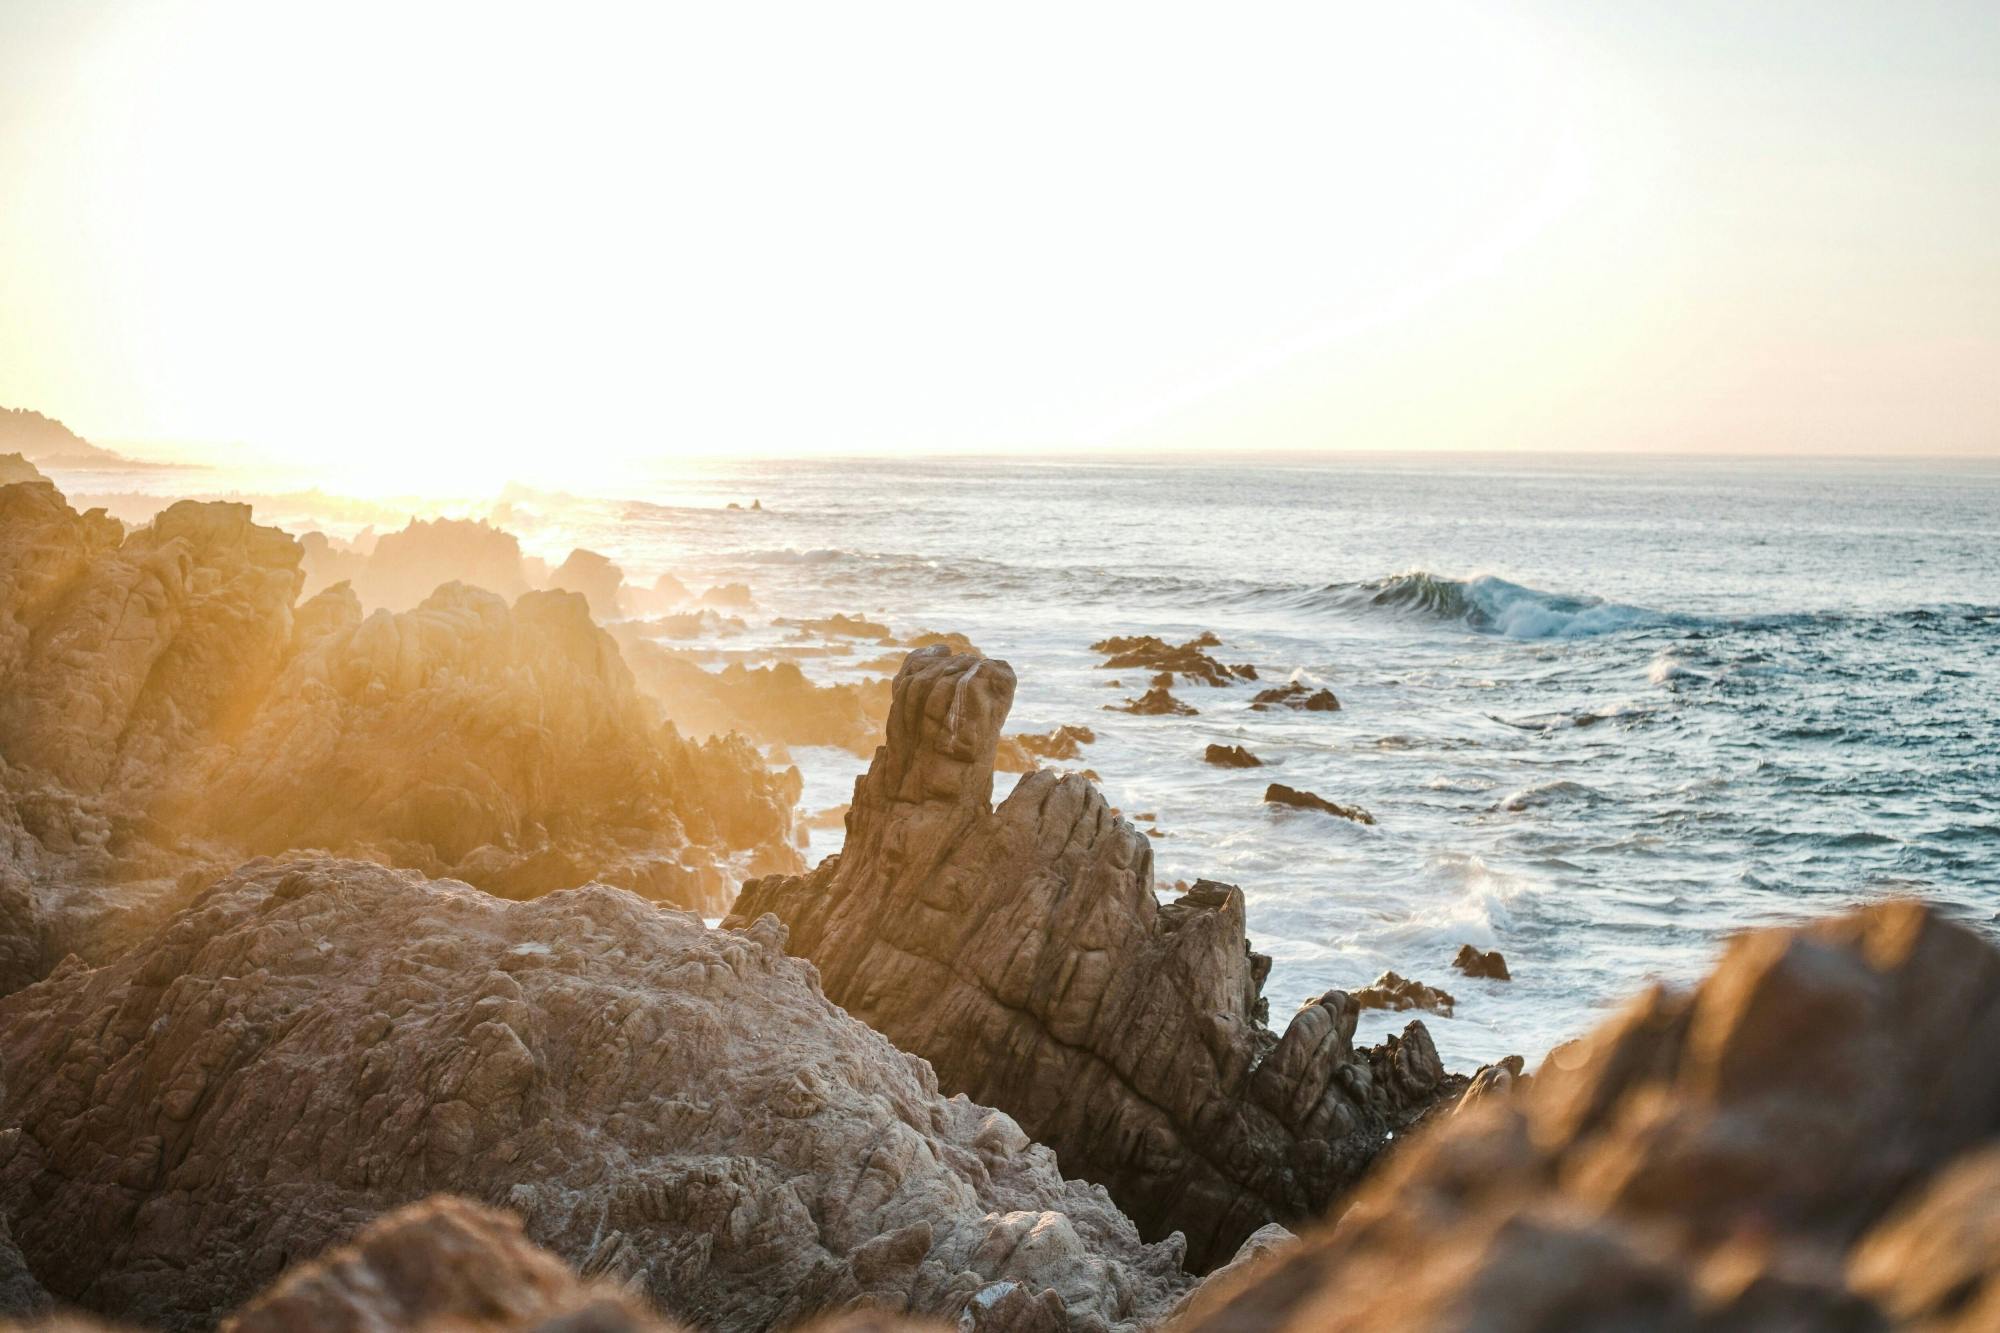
[1175, 901, 2000, 1330]
[730, 649, 1461, 1270]
[0, 858, 1193, 1331]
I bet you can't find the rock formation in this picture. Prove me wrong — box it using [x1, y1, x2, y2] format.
[1106, 686, 1196, 717]
[777, 613, 893, 640]
[1249, 683, 1339, 712]
[729, 649, 1463, 1270]
[0, 479, 801, 986]
[546, 547, 627, 620]
[331, 516, 534, 612]
[189, 582, 798, 908]
[1263, 785, 1374, 825]
[1014, 726, 1094, 762]
[1452, 942, 1511, 980]
[1090, 634, 1253, 687]
[1351, 971, 1454, 1017]
[0, 858, 1194, 1331]
[1202, 744, 1262, 768]
[0, 455, 43, 486]
[614, 628, 894, 757]
[1176, 901, 2000, 1331]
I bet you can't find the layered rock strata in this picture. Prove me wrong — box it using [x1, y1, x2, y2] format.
[730, 648, 1461, 1271]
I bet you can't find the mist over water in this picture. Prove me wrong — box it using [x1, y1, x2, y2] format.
[65, 453, 2000, 1067]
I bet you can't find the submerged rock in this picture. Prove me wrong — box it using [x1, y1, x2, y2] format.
[730, 649, 1462, 1270]
[1175, 901, 2000, 1331]
[1106, 686, 1197, 717]
[1263, 784, 1375, 825]
[1203, 744, 1263, 768]
[1452, 942, 1511, 980]
[1248, 683, 1339, 713]
[777, 612, 893, 640]
[0, 858, 1194, 1331]
[1015, 725, 1096, 762]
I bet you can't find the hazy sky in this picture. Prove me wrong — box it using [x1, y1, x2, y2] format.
[1, 1, 1995, 483]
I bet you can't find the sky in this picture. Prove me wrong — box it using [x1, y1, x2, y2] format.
[0, 0, 1995, 485]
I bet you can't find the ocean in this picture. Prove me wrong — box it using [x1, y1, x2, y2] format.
[54, 452, 2000, 1068]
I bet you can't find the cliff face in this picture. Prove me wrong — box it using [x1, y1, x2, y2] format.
[1176, 900, 2000, 1331]
[0, 480, 800, 987]
[729, 648, 1460, 1271]
[0, 858, 1193, 1332]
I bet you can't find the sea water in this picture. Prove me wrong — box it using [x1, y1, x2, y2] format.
[57, 453, 2000, 1067]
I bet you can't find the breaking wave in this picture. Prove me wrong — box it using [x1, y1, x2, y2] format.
[1305, 571, 1689, 640]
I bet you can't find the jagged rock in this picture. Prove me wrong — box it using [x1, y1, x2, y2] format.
[1202, 744, 1262, 769]
[729, 649, 1462, 1270]
[1248, 683, 1339, 713]
[1089, 634, 1253, 687]
[614, 629, 893, 756]
[0, 497, 301, 795]
[1013, 727, 1096, 762]
[778, 613, 893, 640]
[1453, 943, 1511, 980]
[1351, 971, 1454, 1017]
[547, 548, 626, 621]
[0, 482, 801, 982]
[1173, 901, 2000, 1331]
[1106, 686, 1196, 717]
[0, 858, 1194, 1331]
[190, 584, 796, 912]
[1263, 785, 1374, 825]
[701, 582, 754, 609]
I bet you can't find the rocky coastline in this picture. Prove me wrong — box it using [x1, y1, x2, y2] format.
[1, 470, 1993, 1331]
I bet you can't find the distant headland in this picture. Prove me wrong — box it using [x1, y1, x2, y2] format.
[0, 406, 173, 470]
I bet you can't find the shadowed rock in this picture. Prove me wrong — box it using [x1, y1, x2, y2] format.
[1091, 634, 1254, 687]
[1453, 942, 1511, 980]
[1351, 971, 1454, 1017]
[1173, 901, 2000, 1330]
[729, 649, 1462, 1270]
[1106, 686, 1196, 717]
[0, 858, 1193, 1332]
[1263, 784, 1374, 825]
[1249, 683, 1339, 713]
[1203, 744, 1262, 768]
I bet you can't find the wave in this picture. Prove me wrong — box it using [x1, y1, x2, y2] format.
[1299, 572, 1690, 640]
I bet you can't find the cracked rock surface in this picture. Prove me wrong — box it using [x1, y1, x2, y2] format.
[730, 648, 1462, 1271]
[0, 857, 1191, 1332]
